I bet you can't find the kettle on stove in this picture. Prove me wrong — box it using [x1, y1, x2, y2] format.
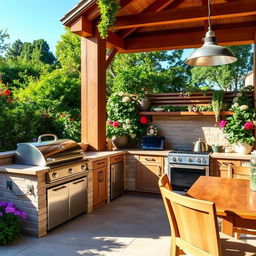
[193, 138, 208, 152]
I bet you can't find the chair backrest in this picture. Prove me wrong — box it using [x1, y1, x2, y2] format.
[227, 165, 250, 180]
[159, 174, 222, 256]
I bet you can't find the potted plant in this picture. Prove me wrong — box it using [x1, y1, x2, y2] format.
[0, 202, 27, 245]
[106, 92, 146, 148]
[211, 144, 222, 153]
[219, 88, 256, 154]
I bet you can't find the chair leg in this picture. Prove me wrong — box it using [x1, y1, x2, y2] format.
[170, 239, 179, 256]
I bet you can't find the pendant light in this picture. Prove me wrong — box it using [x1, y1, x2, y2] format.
[185, 0, 237, 66]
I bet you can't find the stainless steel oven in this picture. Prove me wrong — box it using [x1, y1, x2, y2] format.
[168, 150, 211, 192]
[169, 163, 209, 192]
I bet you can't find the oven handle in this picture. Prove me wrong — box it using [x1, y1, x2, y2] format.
[169, 164, 208, 170]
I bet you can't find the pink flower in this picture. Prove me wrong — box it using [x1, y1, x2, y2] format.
[113, 121, 120, 128]
[107, 120, 113, 126]
[244, 122, 254, 130]
[219, 120, 227, 128]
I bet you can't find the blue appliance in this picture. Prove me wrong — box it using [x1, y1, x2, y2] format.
[141, 136, 165, 150]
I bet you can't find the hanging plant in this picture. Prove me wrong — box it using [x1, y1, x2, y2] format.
[97, 0, 120, 39]
[211, 90, 224, 123]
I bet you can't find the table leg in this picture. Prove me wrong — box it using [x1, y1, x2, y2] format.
[221, 216, 234, 236]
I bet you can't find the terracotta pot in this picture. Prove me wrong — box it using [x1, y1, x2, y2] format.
[138, 98, 151, 111]
[112, 135, 128, 149]
[233, 142, 253, 154]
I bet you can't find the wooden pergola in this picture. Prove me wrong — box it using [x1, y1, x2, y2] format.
[61, 0, 256, 151]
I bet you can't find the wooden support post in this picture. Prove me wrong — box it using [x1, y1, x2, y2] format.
[81, 35, 107, 151]
[254, 33, 256, 108]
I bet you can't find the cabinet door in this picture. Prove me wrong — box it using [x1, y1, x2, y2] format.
[214, 159, 240, 177]
[136, 162, 162, 193]
[93, 167, 107, 206]
[99, 167, 107, 202]
[93, 169, 101, 205]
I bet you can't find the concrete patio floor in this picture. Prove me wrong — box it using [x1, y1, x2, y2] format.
[1, 194, 256, 256]
[1, 195, 170, 256]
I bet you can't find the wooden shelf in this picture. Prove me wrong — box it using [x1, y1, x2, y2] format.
[139, 111, 233, 116]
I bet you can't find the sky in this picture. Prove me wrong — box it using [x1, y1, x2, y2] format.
[0, 0, 79, 54]
[0, 0, 193, 58]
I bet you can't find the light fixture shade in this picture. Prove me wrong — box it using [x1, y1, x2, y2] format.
[185, 30, 237, 66]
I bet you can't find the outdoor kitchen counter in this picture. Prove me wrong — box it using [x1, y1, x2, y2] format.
[84, 150, 124, 160]
[122, 149, 170, 156]
[0, 164, 49, 175]
[211, 152, 252, 160]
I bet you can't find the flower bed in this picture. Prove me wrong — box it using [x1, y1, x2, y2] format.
[0, 202, 27, 245]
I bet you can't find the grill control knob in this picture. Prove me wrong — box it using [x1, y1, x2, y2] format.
[178, 157, 182, 162]
[197, 158, 201, 163]
[202, 158, 207, 163]
[187, 157, 193, 163]
[68, 168, 73, 174]
[52, 172, 58, 178]
[172, 157, 177, 162]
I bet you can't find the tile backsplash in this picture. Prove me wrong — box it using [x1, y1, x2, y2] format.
[150, 116, 230, 150]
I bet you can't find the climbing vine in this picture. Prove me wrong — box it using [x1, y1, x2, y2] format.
[97, 0, 120, 39]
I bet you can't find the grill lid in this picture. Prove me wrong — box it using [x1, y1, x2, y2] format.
[15, 134, 84, 166]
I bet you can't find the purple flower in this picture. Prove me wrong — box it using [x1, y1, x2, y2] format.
[0, 211, 3, 217]
[219, 120, 227, 128]
[5, 206, 16, 214]
[0, 202, 8, 207]
[19, 211, 27, 219]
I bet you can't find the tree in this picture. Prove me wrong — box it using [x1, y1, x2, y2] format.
[56, 28, 81, 72]
[0, 29, 9, 56]
[108, 50, 189, 95]
[190, 45, 253, 90]
[31, 39, 55, 64]
[19, 40, 55, 65]
[5, 39, 23, 59]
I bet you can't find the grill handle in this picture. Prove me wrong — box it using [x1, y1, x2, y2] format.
[38, 134, 58, 143]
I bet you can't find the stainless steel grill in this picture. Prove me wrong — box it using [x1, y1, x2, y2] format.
[15, 134, 84, 166]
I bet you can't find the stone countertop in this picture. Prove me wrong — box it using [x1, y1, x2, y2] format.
[123, 149, 170, 156]
[0, 151, 15, 159]
[211, 152, 252, 160]
[0, 164, 49, 175]
[84, 151, 124, 160]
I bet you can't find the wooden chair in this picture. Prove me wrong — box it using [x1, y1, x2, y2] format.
[227, 164, 256, 239]
[159, 174, 256, 256]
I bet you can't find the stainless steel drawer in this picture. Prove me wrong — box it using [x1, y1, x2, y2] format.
[47, 184, 69, 230]
[69, 178, 87, 219]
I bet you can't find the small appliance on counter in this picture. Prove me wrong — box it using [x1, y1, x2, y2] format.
[141, 136, 165, 150]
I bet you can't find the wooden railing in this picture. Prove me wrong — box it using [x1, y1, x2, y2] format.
[147, 91, 254, 106]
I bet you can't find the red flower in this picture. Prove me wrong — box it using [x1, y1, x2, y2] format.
[7, 98, 13, 103]
[5, 89, 11, 96]
[113, 121, 120, 128]
[107, 120, 113, 126]
[219, 120, 227, 128]
[244, 122, 254, 130]
[140, 116, 148, 124]
[70, 117, 75, 121]
[60, 113, 66, 117]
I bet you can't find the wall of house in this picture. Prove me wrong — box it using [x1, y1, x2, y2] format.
[150, 116, 230, 150]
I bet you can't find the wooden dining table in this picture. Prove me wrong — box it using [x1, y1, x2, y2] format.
[187, 176, 256, 236]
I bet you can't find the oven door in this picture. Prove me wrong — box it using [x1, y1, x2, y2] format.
[169, 164, 209, 192]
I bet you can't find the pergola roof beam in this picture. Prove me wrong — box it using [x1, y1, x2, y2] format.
[121, 24, 256, 53]
[114, 0, 256, 30]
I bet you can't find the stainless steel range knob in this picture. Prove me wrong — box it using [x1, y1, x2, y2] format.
[172, 157, 177, 162]
[197, 158, 201, 163]
[202, 158, 207, 163]
[178, 157, 182, 162]
[52, 172, 58, 178]
[68, 168, 73, 174]
[187, 157, 193, 162]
